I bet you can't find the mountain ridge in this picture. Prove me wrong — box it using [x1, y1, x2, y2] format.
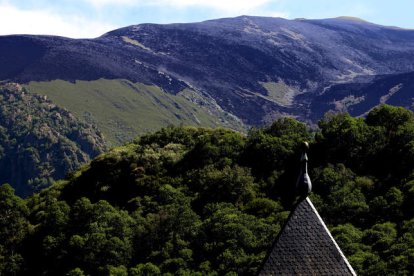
[1, 16, 414, 126]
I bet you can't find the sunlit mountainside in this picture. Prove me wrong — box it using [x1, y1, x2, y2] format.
[1, 16, 414, 130]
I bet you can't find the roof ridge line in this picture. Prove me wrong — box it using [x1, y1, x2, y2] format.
[305, 197, 357, 276]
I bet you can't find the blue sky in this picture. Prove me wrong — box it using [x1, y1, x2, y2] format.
[1, 0, 413, 38]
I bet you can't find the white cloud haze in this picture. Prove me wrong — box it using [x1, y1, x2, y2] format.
[0, 3, 115, 38]
[83, 0, 288, 22]
[85, 0, 274, 13]
[4, 0, 405, 38]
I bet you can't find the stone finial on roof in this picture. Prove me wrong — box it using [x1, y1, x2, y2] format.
[295, 141, 312, 199]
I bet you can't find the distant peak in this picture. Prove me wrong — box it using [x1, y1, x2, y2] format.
[334, 16, 370, 23]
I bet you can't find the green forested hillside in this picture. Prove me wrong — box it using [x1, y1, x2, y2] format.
[1, 105, 414, 275]
[25, 79, 245, 145]
[0, 83, 107, 196]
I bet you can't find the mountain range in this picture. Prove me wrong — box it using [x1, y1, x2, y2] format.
[2, 16, 414, 130]
[2, 15, 414, 194]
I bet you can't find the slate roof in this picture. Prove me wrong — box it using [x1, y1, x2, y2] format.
[259, 197, 356, 276]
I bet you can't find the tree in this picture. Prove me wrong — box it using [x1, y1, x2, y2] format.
[363, 222, 397, 252]
[130, 263, 161, 275]
[67, 198, 135, 274]
[0, 184, 29, 274]
[331, 224, 364, 256]
[201, 203, 278, 275]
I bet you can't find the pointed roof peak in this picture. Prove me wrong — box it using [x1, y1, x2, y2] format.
[259, 198, 356, 275]
[259, 143, 356, 275]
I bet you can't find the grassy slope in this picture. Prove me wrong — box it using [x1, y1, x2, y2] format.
[25, 79, 240, 146]
[260, 81, 298, 107]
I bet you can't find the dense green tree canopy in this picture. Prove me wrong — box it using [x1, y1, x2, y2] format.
[1, 105, 414, 275]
